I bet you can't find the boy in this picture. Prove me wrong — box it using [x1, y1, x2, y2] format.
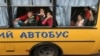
[14, 11, 36, 27]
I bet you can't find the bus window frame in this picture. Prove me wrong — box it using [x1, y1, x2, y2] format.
[0, 0, 99, 29]
[55, 0, 100, 29]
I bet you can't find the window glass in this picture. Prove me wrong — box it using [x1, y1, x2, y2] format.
[10, 0, 53, 28]
[11, 0, 53, 6]
[56, 0, 99, 27]
[0, 7, 9, 27]
[0, 0, 7, 6]
[0, 0, 8, 27]
[0, 0, 98, 28]
[13, 7, 53, 28]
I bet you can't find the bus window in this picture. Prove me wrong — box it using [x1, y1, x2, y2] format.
[13, 7, 53, 28]
[10, 0, 53, 28]
[0, 0, 9, 28]
[56, 0, 99, 27]
[71, 7, 98, 26]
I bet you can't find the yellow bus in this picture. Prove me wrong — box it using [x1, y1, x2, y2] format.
[0, 0, 100, 56]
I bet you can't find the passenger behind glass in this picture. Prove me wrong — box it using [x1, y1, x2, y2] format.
[13, 11, 36, 27]
[70, 20, 75, 26]
[84, 7, 94, 26]
[36, 8, 46, 26]
[76, 14, 85, 27]
[24, 11, 36, 26]
[42, 12, 53, 27]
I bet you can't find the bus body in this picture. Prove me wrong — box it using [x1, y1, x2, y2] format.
[0, 0, 100, 56]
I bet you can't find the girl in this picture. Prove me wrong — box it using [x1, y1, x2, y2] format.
[76, 15, 85, 27]
[42, 12, 53, 27]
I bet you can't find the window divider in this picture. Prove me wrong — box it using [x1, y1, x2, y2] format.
[7, 0, 13, 28]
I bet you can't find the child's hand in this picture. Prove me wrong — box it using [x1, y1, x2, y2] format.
[39, 13, 45, 17]
[13, 21, 18, 25]
[15, 18, 19, 22]
[24, 20, 28, 24]
[13, 18, 19, 24]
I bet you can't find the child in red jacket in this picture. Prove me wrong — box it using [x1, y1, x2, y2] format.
[14, 11, 36, 27]
[42, 12, 53, 27]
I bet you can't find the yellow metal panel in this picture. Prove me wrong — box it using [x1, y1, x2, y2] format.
[4, 43, 15, 52]
[0, 43, 5, 53]
[0, 29, 98, 41]
[94, 4, 100, 54]
[54, 42, 95, 55]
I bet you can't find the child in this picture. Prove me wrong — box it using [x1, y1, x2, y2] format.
[14, 11, 36, 27]
[42, 12, 53, 27]
[36, 8, 46, 26]
[76, 15, 84, 27]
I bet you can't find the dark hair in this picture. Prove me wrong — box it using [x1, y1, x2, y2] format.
[85, 7, 91, 10]
[78, 14, 83, 18]
[40, 8, 45, 12]
[27, 10, 34, 13]
[47, 11, 52, 15]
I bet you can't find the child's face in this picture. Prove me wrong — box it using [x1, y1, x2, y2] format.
[78, 15, 82, 21]
[84, 8, 88, 11]
[47, 12, 51, 16]
[28, 12, 33, 17]
[40, 9, 44, 13]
